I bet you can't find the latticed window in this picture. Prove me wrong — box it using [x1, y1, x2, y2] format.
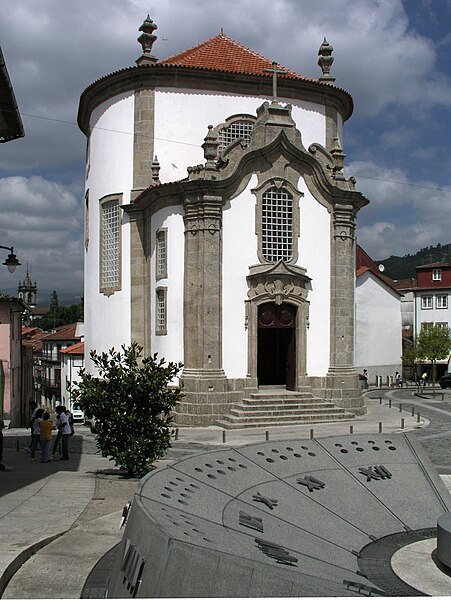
[156, 287, 167, 335]
[100, 198, 120, 292]
[261, 187, 293, 262]
[156, 229, 167, 279]
[218, 119, 254, 153]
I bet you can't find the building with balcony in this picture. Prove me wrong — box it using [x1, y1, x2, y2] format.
[40, 322, 83, 410]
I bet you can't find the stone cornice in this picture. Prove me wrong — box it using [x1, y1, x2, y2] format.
[77, 63, 353, 136]
[123, 126, 369, 217]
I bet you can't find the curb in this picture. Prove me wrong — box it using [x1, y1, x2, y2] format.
[0, 532, 64, 598]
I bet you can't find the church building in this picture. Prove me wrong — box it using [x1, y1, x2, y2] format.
[77, 17, 369, 426]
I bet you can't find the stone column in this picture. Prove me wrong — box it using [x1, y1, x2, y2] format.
[129, 88, 155, 352]
[182, 194, 226, 388]
[326, 202, 363, 413]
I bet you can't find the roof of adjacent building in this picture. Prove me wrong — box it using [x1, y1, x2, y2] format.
[60, 340, 84, 355]
[0, 47, 24, 143]
[416, 261, 451, 270]
[356, 246, 401, 296]
[41, 322, 80, 342]
[160, 32, 310, 81]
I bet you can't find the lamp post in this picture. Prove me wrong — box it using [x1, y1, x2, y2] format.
[0, 245, 21, 273]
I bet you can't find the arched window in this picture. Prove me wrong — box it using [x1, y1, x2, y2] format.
[218, 117, 255, 153]
[261, 187, 293, 262]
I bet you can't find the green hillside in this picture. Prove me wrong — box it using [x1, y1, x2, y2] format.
[378, 242, 451, 280]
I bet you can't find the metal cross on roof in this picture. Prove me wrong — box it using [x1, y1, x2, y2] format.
[263, 61, 287, 102]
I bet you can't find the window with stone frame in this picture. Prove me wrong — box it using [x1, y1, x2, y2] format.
[432, 268, 442, 281]
[216, 114, 256, 154]
[436, 294, 448, 309]
[261, 186, 294, 262]
[421, 295, 433, 310]
[99, 195, 122, 295]
[156, 287, 167, 335]
[156, 228, 168, 280]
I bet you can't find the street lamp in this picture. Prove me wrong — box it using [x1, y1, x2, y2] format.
[0, 245, 21, 273]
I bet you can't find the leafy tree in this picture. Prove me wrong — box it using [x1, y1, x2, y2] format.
[415, 325, 451, 394]
[72, 343, 183, 477]
[39, 301, 83, 331]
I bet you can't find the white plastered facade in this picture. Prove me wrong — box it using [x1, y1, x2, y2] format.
[355, 271, 402, 382]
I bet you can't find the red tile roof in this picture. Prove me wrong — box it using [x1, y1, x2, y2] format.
[60, 341, 84, 355]
[160, 32, 311, 81]
[42, 322, 80, 342]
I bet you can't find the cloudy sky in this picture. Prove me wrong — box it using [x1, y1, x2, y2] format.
[1, 0, 451, 302]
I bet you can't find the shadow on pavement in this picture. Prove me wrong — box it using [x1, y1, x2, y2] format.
[1, 438, 84, 499]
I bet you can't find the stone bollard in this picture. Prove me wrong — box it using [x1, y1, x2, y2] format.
[265, 431, 269, 441]
[379, 422, 383, 433]
[222, 430, 227, 443]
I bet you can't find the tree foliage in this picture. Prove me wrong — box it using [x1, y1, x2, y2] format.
[412, 325, 451, 390]
[39, 300, 83, 331]
[72, 343, 183, 477]
[416, 325, 451, 364]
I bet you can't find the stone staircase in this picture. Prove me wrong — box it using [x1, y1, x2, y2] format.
[216, 386, 355, 429]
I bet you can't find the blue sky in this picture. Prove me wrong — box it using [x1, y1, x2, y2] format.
[1, 0, 451, 299]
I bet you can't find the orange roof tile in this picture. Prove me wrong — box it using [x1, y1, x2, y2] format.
[42, 322, 80, 341]
[60, 341, 84, 355]
[160, 32, 310, 81]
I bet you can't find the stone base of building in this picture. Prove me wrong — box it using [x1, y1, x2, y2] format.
[309, 367, 366, 416]
[174, 372, 365, 426]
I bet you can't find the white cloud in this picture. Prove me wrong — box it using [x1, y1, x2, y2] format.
[0, 176, 83, 295]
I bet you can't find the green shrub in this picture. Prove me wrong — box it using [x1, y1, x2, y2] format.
[72, 343, 183, 477]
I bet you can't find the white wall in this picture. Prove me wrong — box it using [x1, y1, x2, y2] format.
[154, 89, 326, 183]
[222, 176, 259, 378]
[297, 179, 331, 376]
[85, 92, 134, 369]
[355, 272, 402, 378]
[222, 174, 332, 379]
[150, 206, 185, 366]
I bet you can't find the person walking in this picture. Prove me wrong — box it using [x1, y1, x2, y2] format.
[55, 406, 71, 461]
[30, 408, 44, 461]
[421, 371, 428, 390]
[39, 412, 54, 463]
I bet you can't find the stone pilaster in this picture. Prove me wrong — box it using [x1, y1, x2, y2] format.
[133, 88, 155, 192]
[129, 88, 154, 352]
[325, 202, 363, 413]
[176, 194, 232, 425]
[128, 207, 151, 354]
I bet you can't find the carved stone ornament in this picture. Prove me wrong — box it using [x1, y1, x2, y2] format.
[136, 15, 158, 64]
[318, 37, 335, 83]
[247, 261, 310, 306]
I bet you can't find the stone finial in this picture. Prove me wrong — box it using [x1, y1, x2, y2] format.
[136, 15, 158, 65]
[202, 125, 219, 170]
[318, 37, 335, 83]
[151, 155, 161, 184]
[330, 137, 346, 180]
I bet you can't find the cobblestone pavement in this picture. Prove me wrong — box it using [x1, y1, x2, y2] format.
[366, 387, 451, 474]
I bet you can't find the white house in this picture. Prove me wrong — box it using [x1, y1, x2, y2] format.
[60, 340, 84, 413]
[77, 17, 370, 426]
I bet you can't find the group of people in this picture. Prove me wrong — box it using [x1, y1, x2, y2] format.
[28, 402, 72, 462]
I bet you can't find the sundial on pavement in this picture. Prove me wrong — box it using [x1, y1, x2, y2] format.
[107, 433, 451, 597]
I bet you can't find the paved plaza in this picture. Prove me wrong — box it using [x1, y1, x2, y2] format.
[0, 388, 451, 597]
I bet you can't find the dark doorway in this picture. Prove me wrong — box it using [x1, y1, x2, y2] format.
[257, 303, 296, 390]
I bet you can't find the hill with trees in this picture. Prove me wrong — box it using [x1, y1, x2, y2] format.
[378, 242, 451, 280]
